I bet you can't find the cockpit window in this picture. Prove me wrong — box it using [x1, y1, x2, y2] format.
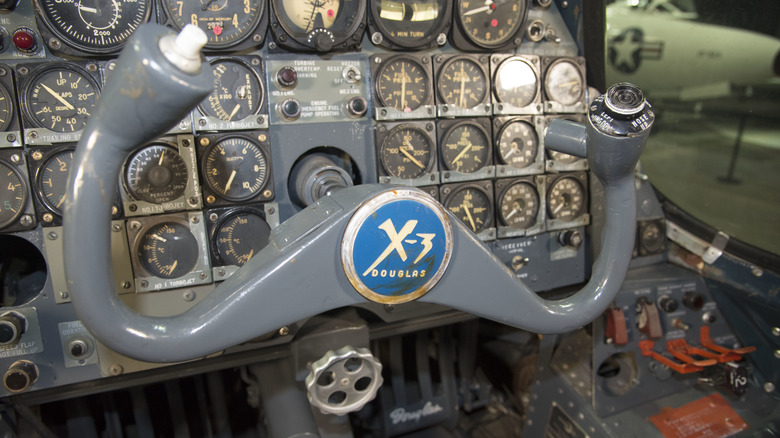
[606, 1, 780, 255]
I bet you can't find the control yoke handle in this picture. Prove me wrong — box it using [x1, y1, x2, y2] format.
[64, 25, 653, 363]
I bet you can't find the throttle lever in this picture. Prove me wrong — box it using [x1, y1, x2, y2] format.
[65, 24, 655, 363]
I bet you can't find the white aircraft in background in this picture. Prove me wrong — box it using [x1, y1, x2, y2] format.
[605, 0, 780, 101]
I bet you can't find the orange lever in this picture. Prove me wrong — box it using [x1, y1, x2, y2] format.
[639, 340, 706, 374]
[700, 327, 756, 362]
[666, 339, 718, 367]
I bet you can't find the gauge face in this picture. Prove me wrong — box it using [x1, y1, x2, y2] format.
[26, 67, 99, 133]
[138, 221, 199, 279]
[124, 145, 189, 204]
[380, 125, 434, 179]
[38, 149, 74, 215]
[214, 211, 271, 266]
[0, 84, 13, 132]
[494, 58, 538, 108]
[203, 137, 268, 202]
[499, 182, 538, 228]
[457, 0, 526, 48]
[162, 0, 264, 48]
[200, 59, 264, 121]
[376, 57, 429, 112]
[371, 0, 448, 48]
[545, 60, 584, 105]
[273, 0, 365, 49]
[35, 0, 150, 53]
[437, 57, 486, 109]
[498, 120, 538, 168]
[445, 187, 491, 233]
[547, 177, 585, 221]
[441, 123, 489, 173]
[0, 161, 27, 229]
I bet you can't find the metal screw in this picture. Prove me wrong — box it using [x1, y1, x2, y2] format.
[206, 195, 216, 204]
[200, 138, 210, 147]
[198, 118, 207, 126]
[251, 58, 260, 66]
[129, 221, 142, 231]
[139, 280, 148, 288]
[121, 281, 132, 289]
[436, 33, 447, 46]
[29, 131, 38, 139]
[562, 0, 569, 7]
[59, 291, 69, 300]
[191, 215, 199, 224]
[267, 207, 275, 214]
[19, 215, 33, 227]
[257, 116, 265, 125]
[253, 34, 262, 43]
[47, 231, 58, 240]
[773, 327, 780, 337]
[263, 189, 273, 198]
[258, 133, 267, 142]
[182, 290, 195, 302]
[109, 364, 124, 376]
[112, 223, 122, 232]
[87, 63, 97, 72]
[775, 350, 780, 359]
[278, 326, 290, 336]
[128, 204, 137, 212]
[374, 56, 382, 64]
[42, 213, 54, 223]
[188, 197, 198, 206]
[6, 134, 15, 143]
[49, 38, 62, 50]
[199, 273, 207, 280]
[181, 139, 190, 147]
[268, 42, 277, 50]
[384, 305, 394, 313]
[18, 67, 29, 75]
[751, 266, 763, 277]
[764, 382, 776, 393]
[217, 269, 225, 277]
[8, 154, 21, 165]
[371, 32, 383, 45]
[209, 213, 219, 222]
[0, 67, 5, 76]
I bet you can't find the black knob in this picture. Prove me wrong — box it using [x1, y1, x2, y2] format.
[658, 295, 678, 313]
[347, 97, 367, 117]
[604, 82, 646, 118]
[280, 99, 301, 119]
[4, 361, 38, 393]
[683, 292, 705, 311]
[313, 33, 334, 52]
[0, 313, 25, 346]
[557, 230, 583, 249]
[277, 67, 298, 88]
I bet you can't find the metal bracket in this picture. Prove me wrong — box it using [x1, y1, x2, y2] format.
[666, 221, 729, 265]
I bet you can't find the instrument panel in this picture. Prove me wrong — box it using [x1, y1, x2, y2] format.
[0, 0, 593, 398]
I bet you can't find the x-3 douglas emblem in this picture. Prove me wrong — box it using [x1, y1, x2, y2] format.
[342, 189, 453, 304]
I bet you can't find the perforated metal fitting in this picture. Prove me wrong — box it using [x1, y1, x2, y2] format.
[305, 346, 383, 415]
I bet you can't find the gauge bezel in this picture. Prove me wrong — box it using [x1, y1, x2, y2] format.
[375, 121, 438, 184]
[206, 205, 271, 268]
[434, 54, 491, 115]
[269, 0, 367, 52]
[34, 146, 74, 217]
[436, 117, 494, 181]
[441, 180, 495, 239]
[450, 0, 529, 52]
[197, 56, 267, 128]
[542, 56, 587, 113]
[197, 133, 274, 205]
[0, 156, 30, 231]
[18, 62, 102, 142]
[160, 0, 268, 51]
[545, 172, 589, 231]
[491, 54, 542, 116]
[492, 116, 545, 177]
[373, 54, 434, 115]
[495, 177, 542, 229]
[0, 80, 15, 134]
[367, 0, 452, 50]
[32, 0, 152, 56]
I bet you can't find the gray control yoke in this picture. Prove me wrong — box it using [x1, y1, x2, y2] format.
[64, 25, 654, 363]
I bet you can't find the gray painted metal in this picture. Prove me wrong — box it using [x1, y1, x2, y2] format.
[64, 26, 652, 363]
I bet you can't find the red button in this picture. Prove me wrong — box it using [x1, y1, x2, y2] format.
[13, 30, 35, 51]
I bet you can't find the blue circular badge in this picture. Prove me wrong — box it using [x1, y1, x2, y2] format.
[342, 189, 453, 304]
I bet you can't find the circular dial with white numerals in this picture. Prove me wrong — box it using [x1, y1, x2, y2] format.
[24, 66, 99, 133]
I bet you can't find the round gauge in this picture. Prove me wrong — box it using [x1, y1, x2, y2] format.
[370, 0, 450, 49]
[213, 211, 271, 266]
[375, 57, 429, 112]
[0, 83, 14, 132]
[162, 0, 264, 49]
[34, 0, 150, 54]
[497, 119, 538, 168]
[456, 0, 527, 48]
[199, 58, 264, 121]
[25, 66, 99, 133]
[499, 181, 539, 228]
[137, 221, 199, 279]
[380, 125, 434, 179]
[440, 122, 490, 173]
[547, 150, 579, 164]
[272, 0, 366, 51]
[545, 59, 584, 105]
[203, 137, 268, 202]
[0, 160, 27, 229]
[445, 186, 491, 233]
[437, 57, 487, 109]
[547, 177, 585, 221]
[494, 57, 539, 108]
[37, 148, 74, 215]
[640, 222, 665, 254]
[124, 144, 189, 204]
